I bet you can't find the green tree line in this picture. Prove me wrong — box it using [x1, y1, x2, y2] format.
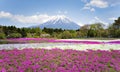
[0, 17, 120, 39]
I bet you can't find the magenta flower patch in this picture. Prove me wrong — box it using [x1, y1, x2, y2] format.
[107, 41, 120, 44]
[2, 38, 120, 44]
[0, 48, 120, 72]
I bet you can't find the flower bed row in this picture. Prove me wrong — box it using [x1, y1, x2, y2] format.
[107, 41, 120, 44]
[0, 48, 120, 72]
[1, 38, 120, 44]
[50, 40, 102, 44]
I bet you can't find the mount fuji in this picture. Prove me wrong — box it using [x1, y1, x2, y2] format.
[31, 15, 80, 30]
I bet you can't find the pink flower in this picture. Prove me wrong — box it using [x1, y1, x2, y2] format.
[0, 59, 3, 62]
[1, 68, 6, 72]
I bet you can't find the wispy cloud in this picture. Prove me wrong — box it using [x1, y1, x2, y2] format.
[89, 16, 108, 25]
[57, 10, 68, 14]
[90, 8, 95, 12]
[82, 6, 95, 12]
[108, 17, 117, 21]
[106, 0, 120, 7]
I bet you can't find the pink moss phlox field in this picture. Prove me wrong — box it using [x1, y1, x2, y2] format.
[107, 41, 120, 44]
[3, 38, 120, 44]
[49, 40, 102, 44]
[7, 38, 102, 44]
[0, 48, 120, 72]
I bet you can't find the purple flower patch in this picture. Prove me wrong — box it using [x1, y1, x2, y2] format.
[0, 49, 120, 72]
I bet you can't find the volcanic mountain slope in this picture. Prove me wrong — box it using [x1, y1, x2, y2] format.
[32, 15, 80, 30]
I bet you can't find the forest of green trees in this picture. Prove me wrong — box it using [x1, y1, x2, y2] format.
[0, 17, 120, 39]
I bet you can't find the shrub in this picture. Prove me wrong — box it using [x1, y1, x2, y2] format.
[61, 31, 72, 39]
[0, 33, 6, 39]
[8, 33, 22, 38]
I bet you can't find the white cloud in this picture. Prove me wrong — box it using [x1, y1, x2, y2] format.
[94, 16, 108, 25]
[83, 6, 91, 10]
[57, 10, 68, 14]
[83, 0, 108, 12]
[0, 11, 12, 18]
[82, 0, 120, 11]
[75, 22, 83, 26]
[90, 8, 95, 12]
[86, 0, 108, 8]
[12, 14, 51, 24]
[109, 17, 117, 21]
[89, 16, 108, 25]
[0, 11, 69, 24]
[82, 6, 95, 12]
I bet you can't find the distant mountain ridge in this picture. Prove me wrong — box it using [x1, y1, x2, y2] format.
[31, 15, 80, 30]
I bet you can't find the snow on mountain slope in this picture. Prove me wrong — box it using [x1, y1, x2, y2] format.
[32, 15, 80, 30]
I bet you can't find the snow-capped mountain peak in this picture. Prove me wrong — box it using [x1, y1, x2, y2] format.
[48, 15, 71, 24]
[31, 15, 80, 30]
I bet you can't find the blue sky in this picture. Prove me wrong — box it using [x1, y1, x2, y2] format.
[0, 0, 120, 27]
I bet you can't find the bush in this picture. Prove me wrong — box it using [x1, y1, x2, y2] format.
[8, 33, 22, 38]
[61, 31, 72, 39]
[0, 33, 6, 39]
[26, 33, 33, 38]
